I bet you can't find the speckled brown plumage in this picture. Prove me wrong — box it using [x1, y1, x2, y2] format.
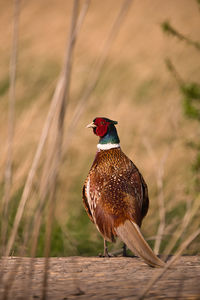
[82, 147, 149, 242]
[83, 117, 165, 267]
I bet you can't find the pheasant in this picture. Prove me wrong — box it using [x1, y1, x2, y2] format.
[82, 117, 165, 267]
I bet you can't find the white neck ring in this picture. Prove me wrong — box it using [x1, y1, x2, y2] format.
[97, 143, 120, 150]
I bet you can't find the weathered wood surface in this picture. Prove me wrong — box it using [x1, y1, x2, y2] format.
[0, 256, 200, 299]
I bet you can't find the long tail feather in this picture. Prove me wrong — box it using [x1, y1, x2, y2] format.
[115, 220, 165, 268]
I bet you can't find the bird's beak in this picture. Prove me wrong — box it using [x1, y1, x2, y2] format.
[86, 122, 97, 129]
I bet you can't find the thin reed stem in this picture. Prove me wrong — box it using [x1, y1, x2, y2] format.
[5, 0, 90, 259]
[154, 150, 169, 254]
[139, 227, 200, 299]
[40, 1, 81, 298]
[163, 194, 200, 255]
[142, 137, 169, 255]
[64, 0, 133, 149]
[1, 0, 20, 256]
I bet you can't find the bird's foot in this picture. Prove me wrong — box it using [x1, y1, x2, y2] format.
[99, 239, 115, 257]
[98, 248, 115, 257]
[107, 244, 132, 257]
[122, 243, 127, 257]
[98, 252, 114, 257]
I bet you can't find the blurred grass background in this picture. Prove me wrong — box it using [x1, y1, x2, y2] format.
[0, 0, 200, 257]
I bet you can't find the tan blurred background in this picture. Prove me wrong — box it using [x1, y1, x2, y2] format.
[0, 0, 199, 256]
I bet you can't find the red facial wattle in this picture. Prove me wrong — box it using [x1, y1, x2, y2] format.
[95, 123, 109, 137]
[94, 118, 109, 137]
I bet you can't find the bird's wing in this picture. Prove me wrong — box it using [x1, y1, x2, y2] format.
[83, 171, 117, 242]
[128, 165, 149, 223]
[82, 177, 94, 223]
[140, 173, 149, 219]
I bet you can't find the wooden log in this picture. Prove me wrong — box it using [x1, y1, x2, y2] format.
[0, 256, 200, 299]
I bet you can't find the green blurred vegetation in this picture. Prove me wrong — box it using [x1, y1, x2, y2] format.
[162, 19, 200, 192]
[161, 17, 200, 252]
[0, 1, 200, 258]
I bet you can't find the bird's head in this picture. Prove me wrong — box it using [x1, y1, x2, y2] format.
[86, 117, 118, 137]
[86, 117, 120, 149]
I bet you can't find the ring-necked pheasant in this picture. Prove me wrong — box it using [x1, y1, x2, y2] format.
[82, 117, 165, 267]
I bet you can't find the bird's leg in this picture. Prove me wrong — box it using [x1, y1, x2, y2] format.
[104, 239, 110, 257]
[99, 239, 112, 257]
[122, 243, 127, 257]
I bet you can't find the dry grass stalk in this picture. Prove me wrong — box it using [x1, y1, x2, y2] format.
[13, 0, 90, 264]
[163, 194, 200, 255]
[139, 226, 200, 300]
[143, 135, 200, 259]
[4, 0, 90, 257]
[142, 137, 169, 254]
[1, 0, 20, 256]
[65, 0, 133, 149]
[165, 58, 184, 86]
[4, 71, 63, 257]
[39, 1, 84, 299]
[3, 3, 92, 298]
[153, 150, 169, 254]
[41, 186, 57, 300]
